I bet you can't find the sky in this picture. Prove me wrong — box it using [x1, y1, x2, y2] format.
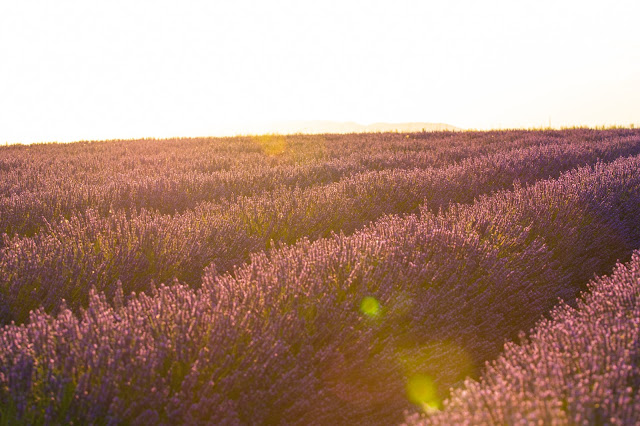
[1, 0, 639, 144]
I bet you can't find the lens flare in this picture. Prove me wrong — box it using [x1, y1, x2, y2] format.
[397, 340, 476, 412]
[360, 296, 380, 317]
[406, 374, 440, 411]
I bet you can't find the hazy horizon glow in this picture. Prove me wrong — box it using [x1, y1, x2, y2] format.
[1, 0, 639, 144]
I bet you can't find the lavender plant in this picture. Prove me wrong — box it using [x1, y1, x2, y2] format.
[3, 134, 640, 324]
[1, 148, 640, 423]
[406, 250, 640, 425]
[2, 129, 635, 239]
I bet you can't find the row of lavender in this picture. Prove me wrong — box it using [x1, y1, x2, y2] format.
[3, 130, 606, 194]
[2, 154, 640, 424]
[2, 129, 635, 240]
[407, 250, 640, 425]
[3, 134, 640, 324]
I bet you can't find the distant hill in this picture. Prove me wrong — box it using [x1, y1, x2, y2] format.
[242, 121, 461, 135]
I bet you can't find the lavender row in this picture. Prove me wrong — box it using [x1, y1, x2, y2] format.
[0, 132, 518, 238]
[0, 147, 480, 239]
[406, 250, 640, 425]
[3, 129, 635, 239]
[3, 136, 640, 325]
[0, 130, 521, 197]
[2, 154, 640, 424]
[4, 129, 606, 192]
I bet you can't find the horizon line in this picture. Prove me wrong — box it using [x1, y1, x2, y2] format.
[3, 123, 639, 146]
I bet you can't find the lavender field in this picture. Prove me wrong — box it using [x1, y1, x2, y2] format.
[1, 129, 640, 424]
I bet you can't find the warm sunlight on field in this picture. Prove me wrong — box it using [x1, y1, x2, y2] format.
[1, 0, 639, 423]
[1, 129, 640, 423]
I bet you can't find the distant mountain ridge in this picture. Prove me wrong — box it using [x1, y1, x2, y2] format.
[243, 121, 461, 135]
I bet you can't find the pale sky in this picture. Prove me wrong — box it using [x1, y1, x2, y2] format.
[1, 0, 639, 143]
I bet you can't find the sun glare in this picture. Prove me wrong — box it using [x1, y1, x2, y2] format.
[253, 134, 288, 156]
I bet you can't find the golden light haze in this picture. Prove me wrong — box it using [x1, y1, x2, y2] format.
[1, 0, 638, 144]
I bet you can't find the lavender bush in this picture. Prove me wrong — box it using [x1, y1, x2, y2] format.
[406, 250, 640, 425]
[2, 129, 635, 239]
[0, 130, 518, 238]
[2, 132, 640, 324]
[1, 144, 640, 423]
